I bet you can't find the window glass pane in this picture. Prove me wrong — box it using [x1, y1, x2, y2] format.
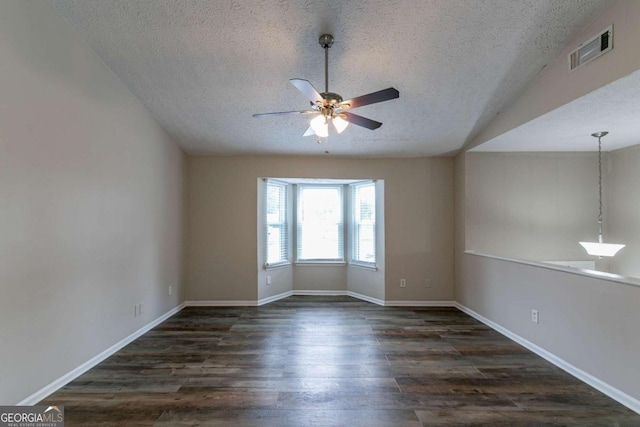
[297, 186, 344, 261]
[266, 225, 282, 264]
[266, 185, 284, 223]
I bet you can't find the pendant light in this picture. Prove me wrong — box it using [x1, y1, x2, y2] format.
[579, 131, 625, 257]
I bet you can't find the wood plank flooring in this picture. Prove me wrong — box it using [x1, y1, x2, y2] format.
[40, 296, 640, 426]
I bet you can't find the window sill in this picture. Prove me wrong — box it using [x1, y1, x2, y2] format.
[349, 262, 378, 271]
[295, 261, 346, 266]
[264, 262, 291, 270]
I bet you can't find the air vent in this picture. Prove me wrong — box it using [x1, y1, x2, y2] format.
[569, 25, 613, 71]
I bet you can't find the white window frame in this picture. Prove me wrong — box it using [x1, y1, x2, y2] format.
[350, 181, 377, 269]
[264, 180, 290, 268]
[295, 184, 345, 264]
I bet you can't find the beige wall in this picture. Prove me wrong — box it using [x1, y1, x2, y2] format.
[186, 156, 454, 302]
[464, 148, 640, 278]
[465, 152, 599, 262]
[293, 266, 346, 291]
[467, 0, 640, 150]
[609, 144, 640, 278]
[456, 148, 640, 404]
[453, 152, 466, 300]
[459, 253, 640, 404]
[0, 1, 185, 404]
[454, 1, 640, 407]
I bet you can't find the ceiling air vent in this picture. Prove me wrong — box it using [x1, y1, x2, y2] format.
[569, 25, 613, 71]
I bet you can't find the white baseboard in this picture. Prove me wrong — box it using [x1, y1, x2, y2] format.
[346, 291, 385, 306]
[292, 290, 347, 296]
[258, 291, 293, 305]
[16, 303, 186, 406]
[454, 302, 640, 414]
[385, 300, 455, 307]
[185, 292, 454, 308]
[185, 300, 259, 307]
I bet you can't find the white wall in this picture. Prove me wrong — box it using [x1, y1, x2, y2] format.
[0, 1, 185, 404]
[187, 156, 454, 303]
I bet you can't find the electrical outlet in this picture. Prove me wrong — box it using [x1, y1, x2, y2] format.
[531, 309, 539, 324]
[425, 279, 432, 288]
[169, 285, 173, 296]
[400, 279, 406, 288]
[267, 276, 272, 286]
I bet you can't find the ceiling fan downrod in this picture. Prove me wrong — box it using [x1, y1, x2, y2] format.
[319, 34, 334, 94]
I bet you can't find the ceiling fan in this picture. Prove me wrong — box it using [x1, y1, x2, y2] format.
[253, 34, 399, 138]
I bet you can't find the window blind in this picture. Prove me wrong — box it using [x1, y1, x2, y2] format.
[265, 180, 288, 266]
[351, 181, 376, 266]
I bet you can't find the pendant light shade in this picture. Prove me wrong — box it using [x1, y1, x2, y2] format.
[579, 241, 625, 257]
[579, 132, 625, 258]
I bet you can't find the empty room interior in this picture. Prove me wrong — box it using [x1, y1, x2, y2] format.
[2, 0, 640, 425]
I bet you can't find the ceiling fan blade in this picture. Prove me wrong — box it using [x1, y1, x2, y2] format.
[340, 87, 399, 109]
[303, 126, 315, 137]
[341, 112, 383, 130]
[253, 110, 317, 118]
[290, 79, 324, 104]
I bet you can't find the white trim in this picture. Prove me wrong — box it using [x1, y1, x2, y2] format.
[185, 300, 259, 307]
[257, 291, 293, 306]
[346, 291, 385, 306]
[454, 302, 640, 415]
[16, 303, 186, 406]
[292, 290, 347, 296]
[384, 300, 456, 307]
[294, 262, 346, 266]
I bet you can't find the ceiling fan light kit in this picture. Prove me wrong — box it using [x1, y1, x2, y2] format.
[253, 34, 399, 138]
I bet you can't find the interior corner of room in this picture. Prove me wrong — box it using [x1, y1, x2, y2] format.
[1, 0, 640, 419]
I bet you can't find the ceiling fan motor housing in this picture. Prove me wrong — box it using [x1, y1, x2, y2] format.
[321, 92, 343, 106]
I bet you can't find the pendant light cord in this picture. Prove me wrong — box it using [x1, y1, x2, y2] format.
[598, 135, 603, 224]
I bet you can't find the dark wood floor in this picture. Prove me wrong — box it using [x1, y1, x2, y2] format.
[41, 296, 639, 426]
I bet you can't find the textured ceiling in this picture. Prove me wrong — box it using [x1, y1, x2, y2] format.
[50, 0, 612, 157]
[472, 70, 640, 153]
